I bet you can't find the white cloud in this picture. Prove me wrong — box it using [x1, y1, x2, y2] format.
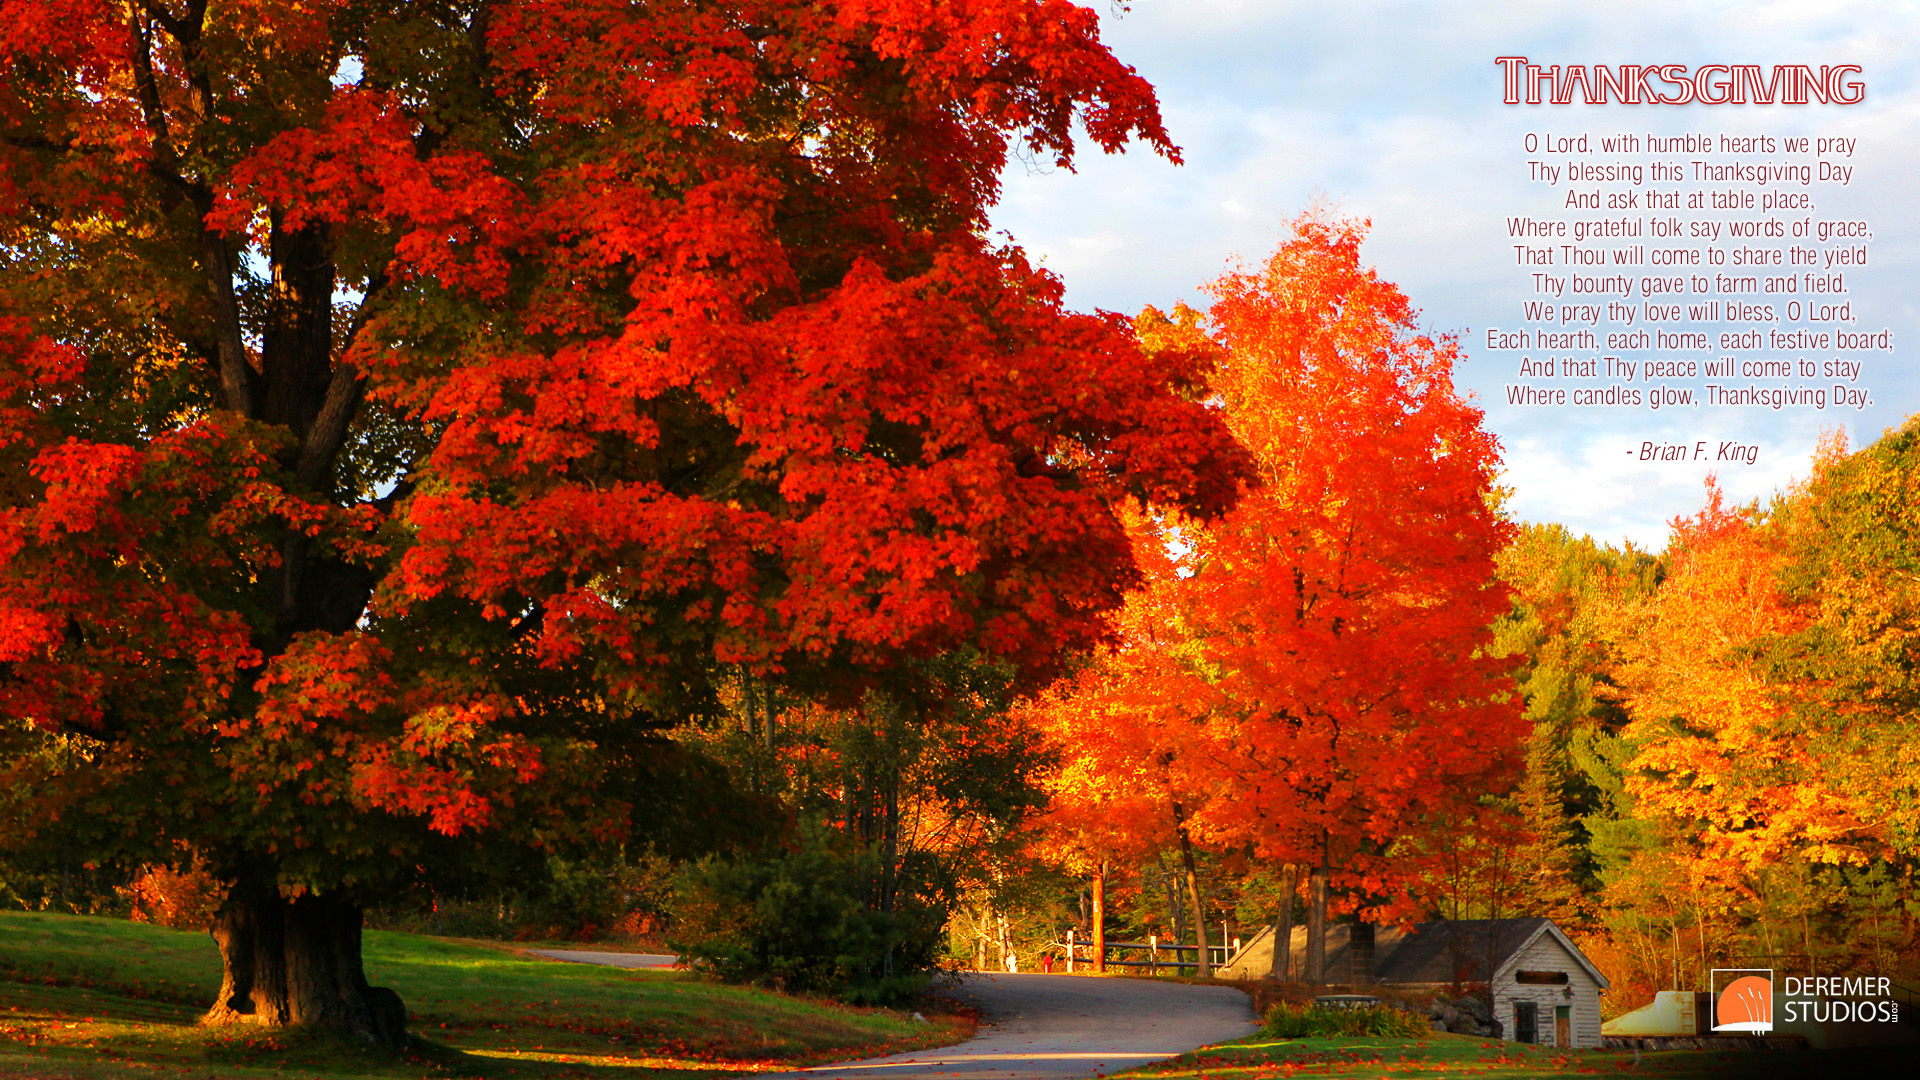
[992, 0, 1920, 545]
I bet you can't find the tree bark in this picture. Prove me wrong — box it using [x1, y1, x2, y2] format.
[1305, 862, 1328, 985]
[1269, 862, 1297, 980]
[1173, 805, 1209, 978]
[203, 887, 407, 1046]
[1092, 863, 1107, 974]
[1159, 855, 1185, 945]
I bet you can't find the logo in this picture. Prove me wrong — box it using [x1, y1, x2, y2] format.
[1710, 969, 1774, 1033]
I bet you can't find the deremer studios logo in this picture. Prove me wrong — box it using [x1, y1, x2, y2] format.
[1711, 970, 1775, 1033]
[1711, 969, 1904, 1033]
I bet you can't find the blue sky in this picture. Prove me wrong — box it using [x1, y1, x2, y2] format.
[990, 0, 1919, 547]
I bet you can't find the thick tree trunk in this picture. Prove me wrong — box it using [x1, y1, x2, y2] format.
[203, 888, 407, 1046]
[1269, 863, 1297, 980]
[1092, 863, 1107, 974]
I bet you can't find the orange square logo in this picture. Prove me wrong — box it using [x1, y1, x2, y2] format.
[1710, 969, 1774, 1033]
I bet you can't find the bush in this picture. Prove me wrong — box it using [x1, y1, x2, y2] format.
[1261, 1002, 1429, 1039]
[366, 852, 675, 943]
[670, 823, 949, 1004]
[123, 862, 221, 930]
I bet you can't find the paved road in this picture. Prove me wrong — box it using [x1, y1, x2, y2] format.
[756, 973, 1256, 1080]
[529, 954, 1256, 1079]
[527, 948, 679, 969]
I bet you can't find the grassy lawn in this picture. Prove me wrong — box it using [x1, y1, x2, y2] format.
[0, 910, 969, 1079]
[1131, 1030, 1914, 1079]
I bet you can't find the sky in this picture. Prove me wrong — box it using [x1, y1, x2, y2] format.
[988, 0, 1920, 548]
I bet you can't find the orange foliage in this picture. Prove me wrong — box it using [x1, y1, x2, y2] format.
[1035, 216, 1524, 922]
[0, 0, 1248, 914]
[1026, 510, 1209, 873]
[1615, 476, 1883, 879]
[123, 863, 221, 932]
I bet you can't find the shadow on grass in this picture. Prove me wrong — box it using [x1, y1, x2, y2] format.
[0, 911, 969, 1080]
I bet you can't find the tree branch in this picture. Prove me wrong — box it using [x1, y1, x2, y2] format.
[294, 274, 387, 492]
[197, 214, 258, 417]
[126, 8, 174, 155]
[130, 3, 253, 415]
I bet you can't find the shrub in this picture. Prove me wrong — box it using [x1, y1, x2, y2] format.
[1261, 1002, 1429, 1039]
[670, 823, 949, 1004]
[123, 863, 221, 930]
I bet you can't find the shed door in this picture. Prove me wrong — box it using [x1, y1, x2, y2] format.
[1514, 1001, 1537, 1043]
[1555, 1005, 1571, 1047]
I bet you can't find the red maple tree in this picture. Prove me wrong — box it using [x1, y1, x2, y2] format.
[1188, 217, 1523, 962]
[0, 1, 1246, 1038]
[1033, 218, 1523, 981]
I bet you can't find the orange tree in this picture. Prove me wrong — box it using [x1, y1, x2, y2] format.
[1025, 507, 1217, 971]
[1598, 434, 1920, 982]
[0, 0, 1247, 1040]
[1036, 218, 1523, 981]
[1190, 218, 1523, 975]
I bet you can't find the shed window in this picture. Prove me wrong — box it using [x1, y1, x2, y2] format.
[1516, 970, 1569, 984]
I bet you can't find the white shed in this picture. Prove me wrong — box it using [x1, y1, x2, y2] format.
[1485, 919, 1610, 1049]
[1216, 917, 1610, 1049]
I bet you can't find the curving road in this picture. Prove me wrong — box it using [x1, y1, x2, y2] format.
[531, 953, 1256, 1079]
[759, 972, 1257, 1080]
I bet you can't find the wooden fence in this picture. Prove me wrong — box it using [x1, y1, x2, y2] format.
[1054, 927, 1246, 974]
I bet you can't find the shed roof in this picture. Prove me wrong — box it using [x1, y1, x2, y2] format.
[1216, 917, 1610, 989]
[1373, 918, 1608, 990]
[1375, 918, 1547, 983]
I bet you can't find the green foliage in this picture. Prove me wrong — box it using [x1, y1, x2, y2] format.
[517, 857, 668, 940]
[369, 852, 676, 942]
[1490, 523, 1660, 916]
[670, 823, 950, 1005]
[1259, 1002, 1428, 1039]
[678, 651, 1052, 993]
[1772, 420, 1920, 856]
[0, 861, 127, 918]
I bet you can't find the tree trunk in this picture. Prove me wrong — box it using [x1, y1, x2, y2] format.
[1305, 863, 1328, 985]
[1156, 853, 1185, 946]
[1173, 806, 1210, 978]
[974, 906, 989, 971]
[1269, 863, 1297, 980]
[203, 887, 407, 1046]
[1183, 859, 1209, 978]
[1092, 863, 1107, 973]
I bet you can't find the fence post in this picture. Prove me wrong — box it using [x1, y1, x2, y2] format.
[1149, 934, 1158, 976]
[1066, 928, 1075, 974]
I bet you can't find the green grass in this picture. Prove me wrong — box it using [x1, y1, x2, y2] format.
[0, 910, 969, 1079]
[1130, 1029, 1916, 1079]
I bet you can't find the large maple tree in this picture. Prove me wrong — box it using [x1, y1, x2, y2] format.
[1188, 218, 1523, 977]
[1034, 219, 1523, 981]
[0, 0, 1246, 1041]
